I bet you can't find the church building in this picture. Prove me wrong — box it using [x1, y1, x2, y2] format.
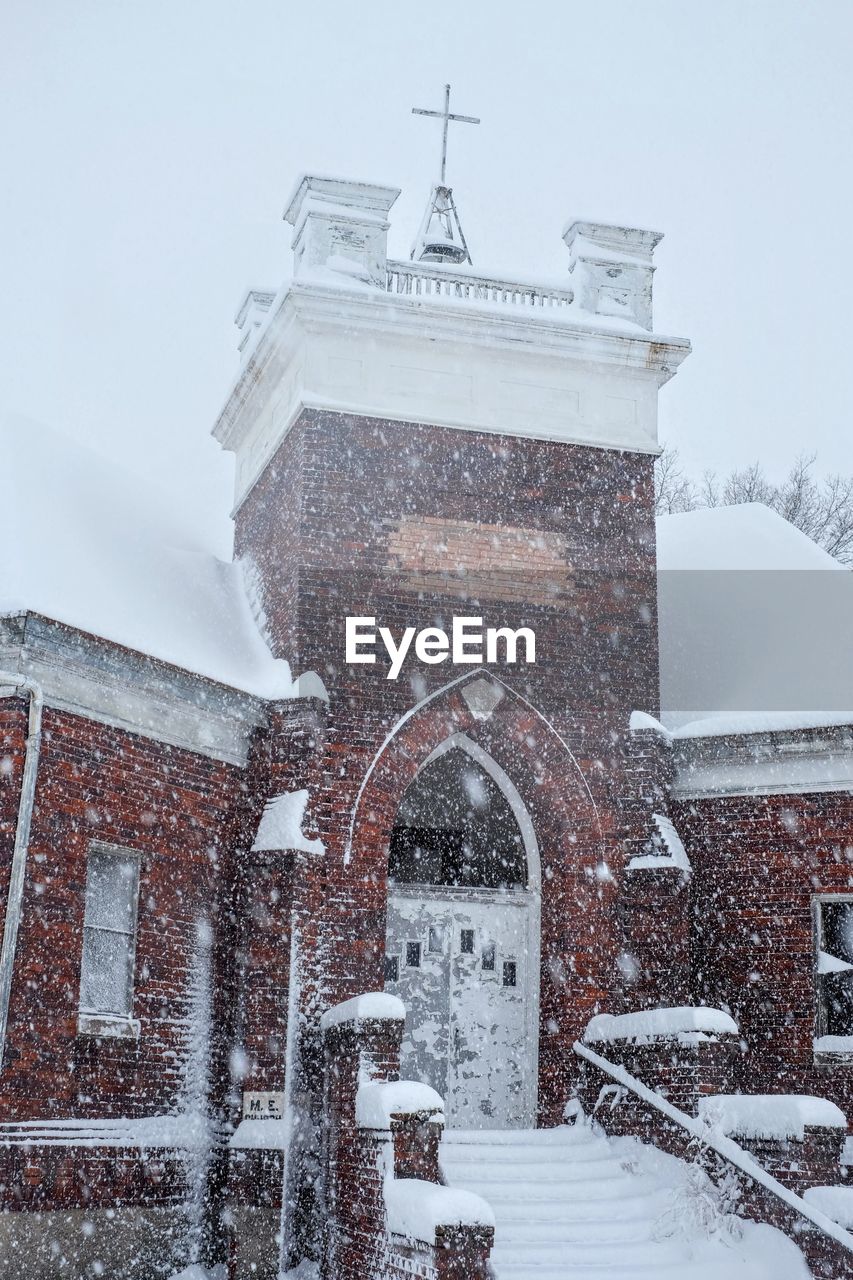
[2, 105, 853, 1280]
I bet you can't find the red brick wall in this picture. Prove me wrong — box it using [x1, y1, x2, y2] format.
[235, 409, 660, 726]
[320, 1010, 493, 1280]
[0, 1146, 188, 1211]
[676, 785, 853, 1118]
[229, 849, 294, 1094]
[0, 699, 242, 1120]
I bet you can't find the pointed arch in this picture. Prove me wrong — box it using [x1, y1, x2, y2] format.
[411, 731, 542, 895]
[347, 671, 618, 1127]
[344, 670, 603, 866]
[386, 726, 543, 1128]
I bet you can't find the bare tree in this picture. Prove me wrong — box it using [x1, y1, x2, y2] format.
[655, 448, 853, 566]
[654, 445, 698, 514]
[720, 461, 775, 507]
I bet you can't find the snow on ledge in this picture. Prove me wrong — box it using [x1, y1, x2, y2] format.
[320, 992, 406, 1032]
[818, 952, 853, 976]
[804, 1186, 853, 1228]
[626, 813, 691, 872]
[584, 1006, 738, 1046]
[167, 1265, 228, 1280]
[292, 670, 329, 702]
[384, 1178, 494, 1243]
[815, 1034, 853, 1055]
[0, 1114, 210, 1149]
[628, 710, 672, 739]
[670, 710, 853, 740]
[229, 1118, 288, 1149]
[252, 790, 325, 855]
[698, 1094, 847, 1141]
[356, 1081, 444, 1130]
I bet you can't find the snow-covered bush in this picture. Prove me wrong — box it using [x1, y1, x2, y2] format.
[653, 1157, 743, 1244]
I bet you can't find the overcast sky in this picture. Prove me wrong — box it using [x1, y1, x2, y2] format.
[3, 1, 852, 556]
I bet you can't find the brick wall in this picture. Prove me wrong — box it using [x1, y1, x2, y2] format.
[320, 1004, 493, 1280]
[0, 701, 242, 1119]
[0, 1146, 188, 1212]
[577, 1033, 743, 1118]
[676, 784, 853, 1119]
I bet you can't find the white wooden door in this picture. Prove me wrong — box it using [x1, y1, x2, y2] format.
[386, 889, 533, 1129]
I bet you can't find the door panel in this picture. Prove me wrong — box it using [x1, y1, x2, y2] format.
[386, 891, 531, 1128]
[386, 895, 451, 1098]
[447, 898, 528, 1129]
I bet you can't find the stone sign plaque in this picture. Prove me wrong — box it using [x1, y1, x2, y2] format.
[242, 1091, 285, 1119]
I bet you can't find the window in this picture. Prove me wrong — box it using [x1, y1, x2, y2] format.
[388, 748, 527, 889]
[79, 844, 140, 1021]
[460, 928, 475, 955]
[384, 955, 399, 983]
[405, 941, 422, 969]
[816, 898, 853, 1040]
[427, 926, 443, 954]
[503, 960, 517, 988]
[481, 942, 496, 972]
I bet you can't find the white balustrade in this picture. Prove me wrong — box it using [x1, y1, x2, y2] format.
[385, 261, 574, 310]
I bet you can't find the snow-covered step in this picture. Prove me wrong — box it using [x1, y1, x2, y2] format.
[491, 1237, 687, 1267]
[439, 1124, 812, 1280]
[486, 1216, 658, 1245]
[464, 1188, 666, 1219]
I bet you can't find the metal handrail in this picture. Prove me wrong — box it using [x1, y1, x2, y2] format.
[574, 1039, 853, 1255]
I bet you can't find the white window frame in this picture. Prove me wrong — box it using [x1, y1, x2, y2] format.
[813, 893, 853, 1062]
[77, 842, 141, 1039]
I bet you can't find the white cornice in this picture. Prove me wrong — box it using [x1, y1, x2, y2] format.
[213, 279, 691, 509]
[0, 614, 267, 767]
[672, 727, 853, 799]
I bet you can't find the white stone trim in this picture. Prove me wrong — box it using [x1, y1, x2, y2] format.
[672, 737, 853, 799]
[214, 281, 690, 511]
[1, 614, 267, 766]
[345, 670, 604, 864]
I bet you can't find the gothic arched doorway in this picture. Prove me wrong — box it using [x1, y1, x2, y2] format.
[384, 732, 540, 1129]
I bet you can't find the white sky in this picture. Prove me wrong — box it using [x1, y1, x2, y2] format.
[3, 1, 852, 557]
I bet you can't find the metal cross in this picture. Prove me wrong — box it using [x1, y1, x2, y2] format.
[412, 84, 480, 186]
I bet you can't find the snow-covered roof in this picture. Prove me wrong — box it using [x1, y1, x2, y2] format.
[656, 503, 853, 734]
[0, 413, 296, 698]
[656, 502, 844, 573]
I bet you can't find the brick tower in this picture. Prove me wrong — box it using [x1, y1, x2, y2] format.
[212, 171, 690, 1269]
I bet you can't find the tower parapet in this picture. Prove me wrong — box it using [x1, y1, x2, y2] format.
[214, 174, 689, 509]
[283, 175, 400, 287]
[564, 220, 664, 331]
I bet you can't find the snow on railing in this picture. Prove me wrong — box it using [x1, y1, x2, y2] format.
[385, 260, 574, 310]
